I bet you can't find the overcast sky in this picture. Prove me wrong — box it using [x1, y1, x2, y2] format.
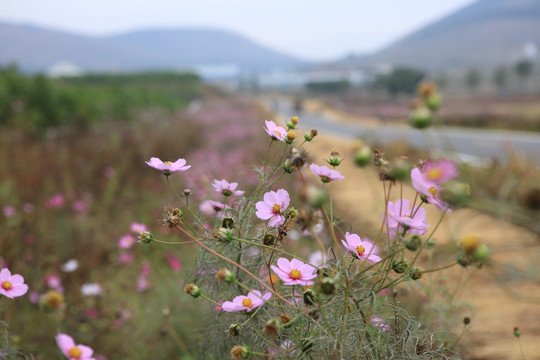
[2, 0, 476, 60]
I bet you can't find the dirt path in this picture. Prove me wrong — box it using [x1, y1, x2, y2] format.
[306, 134, 540, 360]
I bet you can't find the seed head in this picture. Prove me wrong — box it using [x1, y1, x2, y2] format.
[160, 207, 182, 228]
[264, 318, 281, 338]
[184, 283, 201, 298]
[230, 345, 250, 359]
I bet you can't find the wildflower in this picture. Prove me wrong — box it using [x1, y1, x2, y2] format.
[81, 283, 102, 297]
[386, 199, 428, 237]
[44, 193, 65, 209]
[421, 159, 459, 184]
[71, 200, 88, 213]
[309, 163, 345, 183]
[213, 179, 245, 196]
[44, 273, 64, 293]
[145, 157, 191, 176]
[117, 233, 136, 249]
[165, 252, 183, 272]
[371, 316, 390, 332]
[55, 333, 95, 360]
[130, 222, 148, 233]
[255, 189, 290, 227]
[61, 259, 79, 272]
[411, 168, 451, 211]
[40, 290, 65, 311]
[118, 253, 134, 264]
[22, 203, 34, 214]
[271, 257, 318, 286]
[264, 120, 287, 141]
[199, 200, 227, 216]
[2, 205, 16, 218]
[0, 268, 29, 299]
[222, 290, 271, 312]
[341, 233, 382, 263]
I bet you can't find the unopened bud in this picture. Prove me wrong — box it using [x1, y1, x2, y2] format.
[280, 313, 292, 325]
[222, 217, 234, 229]
[183, 189, 191, 196]
[441, 181, 470, 207]
[514, 326, 521, 337]
[216, 227, 234, 243]
[303, 289, 316, 306]
[390, 158, 411, 181]
[287, 116, 298, 129]
[410, 267, 423, 280]
[463, 317, 471, 326]
[327, 148, 342, 167]
[138, 231, 153, 244]
[285, 131, 296, 144]
[39, 290, 65, 311]
[392, 259, 409, 274]
[263, 233, 275, 246]
[410, 107, 432, 129]
[473, 244, 490, 263]
[228, 322, 242, 337]
[304, 129, 318, 142]
[230, 345, 250, 359]
[216, 269, 235, 283]
[354, 146, 372, 167]
[184, 283, 201, 298]
[460, 235, 479, 254]
[457, 252, 473, 267]
[405, 235, 422, 251]
[301, 186, 326, 208]
[285, 208, 298, 219]
[320, 277, 336, 295]
[426, 93, 442, 112]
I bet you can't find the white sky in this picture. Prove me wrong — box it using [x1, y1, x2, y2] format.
[1, 0, 476, 60]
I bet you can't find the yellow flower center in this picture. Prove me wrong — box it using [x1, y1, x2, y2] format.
[272, 204, 281, 214]
[1, 281, 12, 290]
[290, 269, 301, 280]
[428, 186, 438, 196]
[164, 161, 172, 165]
[275, 131, 282, 137]
[426, 168, 442, 181]
[242, 298, 253, 308]
[356, 245, 366, 256]
[68, 347, 82, 358]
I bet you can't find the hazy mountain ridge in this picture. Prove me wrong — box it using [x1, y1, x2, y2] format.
[0, 23, 306, 73]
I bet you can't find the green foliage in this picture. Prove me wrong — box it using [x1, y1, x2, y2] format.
[306, 80, 350, 93]
[514, 60, 534, 79]
[372, 67, 425, 95]
[0, 65, 201, 134]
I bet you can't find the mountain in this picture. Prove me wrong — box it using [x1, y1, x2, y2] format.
[360, 0, 540, 70]
[0, 23, 306, 73]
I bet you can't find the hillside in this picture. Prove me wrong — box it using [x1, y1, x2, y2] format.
[359, 0, 540, 70]
[0, 23, 305, 73]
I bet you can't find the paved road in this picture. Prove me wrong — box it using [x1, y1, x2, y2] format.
[266, 98, 540, 166]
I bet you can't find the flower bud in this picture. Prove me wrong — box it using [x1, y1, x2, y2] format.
[457, 252, 473, 267]
[473, 244, 490, 263]
[138, 231, 153, 244]
[301, 186, 326, 208]
[410, 107, 432, 129]
[460, 235, 479, 254]
[327, 148, 342, 167]
[230, 345, 250, 359]
[228, 322, 242, 337]
[264, 318, 281, 338]
[320, 277, 336, 295]
[285, 131, 296, 144]
[263, 233, 275, 246]
[222, 217, 234, 229]
[289, 115, 299, 127]
[463, 317, 471, 326]
[280, 313, 292, 325]
[354, 146, 372, 167]
[303, 289, 316, 306]
[39, 290, 65, 312]
[514, 326, 521, 337]
[390, 158, 411, 181]
[183, 189, 191, 196]
[405, 235, 422, 251]
[304, 129, 318, 142]
[285, 208, 298, 219]
[426, 93, 442, 111]
[392, 259, 409, 274]
[410, 267, 423, 280]
[216, 269, 235, 283]
[184, 283, 201, 298]
[441, 181, 470, 207]
[216, 227, 234, 243]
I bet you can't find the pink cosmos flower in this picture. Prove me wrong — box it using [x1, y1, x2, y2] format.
[3, 205, 16, 218]
[44, 273, 64, 293]
[386, 199, 428, 238]
[118, 253, 134, 264]
[130, 222, 148, 233]
[72, 200, 88, 213]
[221, 290, 271, 312]
[117, 234, 136, 249]
[271, 258, 318, 286]
[165, 252, 183, 272]
[341, 232, 382, 263]
[44, 193, 65, 209]
[0, 268, 29, 299]
[411, 168, 450, 212]
[56, 333, 95, 360]
[371, 316, 390, 332]
[212, 179, 245, 196]
[422, 159, 459, 184]
[81, 283, 102, 297]
[145, 157, 191, 175]
[199, 200, 227, 216]
[309, 163, 345, 183]
[264, 120, 287, 142]
[308, 250, 326, 268]
[22, 203, 34, 214]
[255, 189, 290, 227]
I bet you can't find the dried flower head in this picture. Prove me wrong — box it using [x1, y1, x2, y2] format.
[160, 207, 182, 228]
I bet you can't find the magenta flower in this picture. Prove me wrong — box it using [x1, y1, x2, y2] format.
[386, 199, 428, 238]
[371, 316, 390, 332]
[145, 157, 191, 175]
[264, 120, 287, 142]
[221, 290, 271, 312]
[411, 168, 450, 211]
[117, 233, 136, 249]
[255, 189, 290, 227]
[56, 333, 95, 360]
[309, 163, 345, 183]
[341, 233, 382, 263]
[212, 179, 245, 196]
[422, 159, 459, 184]
[44, 193, 65, 209]
[271, 257, 318, 285]
[0, 268, 28, 299]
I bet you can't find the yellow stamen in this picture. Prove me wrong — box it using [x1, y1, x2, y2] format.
[1, 281, 12, 290]
[164, 161, 172, 165]
[428, 186, 438, 196]
[241, 298, 253, 308]
[68, 347, 82, 358]
[272, 204, 281, 214]
[426, 168, 442, 181]
[356, 245, 366, 256]
[290, 269, 301, 280]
